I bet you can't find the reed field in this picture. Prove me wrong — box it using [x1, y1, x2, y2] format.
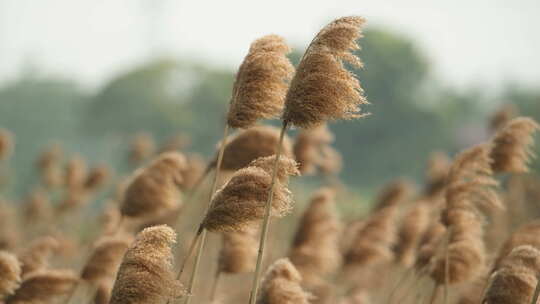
[2, 15, 540, 304]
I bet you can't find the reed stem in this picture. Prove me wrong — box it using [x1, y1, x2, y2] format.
[182, 124, 230, 304]
[210, 269, 222, 302]
[248, 122, 288, 304]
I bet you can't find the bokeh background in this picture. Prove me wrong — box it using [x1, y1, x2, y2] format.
[1, 0, 539, 196]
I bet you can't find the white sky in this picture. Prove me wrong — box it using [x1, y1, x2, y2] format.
[1, 0, 539, 90]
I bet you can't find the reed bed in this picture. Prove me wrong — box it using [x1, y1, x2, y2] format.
[0, 15, 540, 304]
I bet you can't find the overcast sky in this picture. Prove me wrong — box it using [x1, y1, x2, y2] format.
[1, 0, 539, 90]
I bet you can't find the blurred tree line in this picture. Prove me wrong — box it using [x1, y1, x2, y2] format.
[0, 27, 538, 195]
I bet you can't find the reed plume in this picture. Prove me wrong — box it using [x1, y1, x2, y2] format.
[0, 251, 21, 300]
[109, 225, 184, 304]
[217, 125, 293, 171]
[128, 132, 156, 165]
[415, 221, 447, 272]
[179, 154, 206, 191]
[0, 129, 14, 161]
[282, 16, 368, 128]
[35, 143, 64, 189]
[490, 117, 539, 174]
[493, 219, 540, 269]
[22, 188, 52, 224]
[218, 226, 258, 274]
[18, 236, 58, 277]
[424, 151, 451, 198]
[489, 104, 517, 132]
[256, 258, 311, 304]
[202, 155, 299, 232]
[289, 188, 342, 281]
[81, 235, 133, 284]
[483, 245, 540, 304]
[372, 179, 414, 210]
[84, 165, 111, 192]
[120, 152, 186, 219]
[227, 35, 295, 129]
[430, 144, 500, 285]
[394, 201, 431, 267]
[0, 201, 19, 250]
[64, 155, 87, 189]
[293, 124, 335, 175]
[5, 269, 78, 304]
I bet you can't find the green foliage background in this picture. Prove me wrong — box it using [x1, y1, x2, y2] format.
[1, 27, 538, 196]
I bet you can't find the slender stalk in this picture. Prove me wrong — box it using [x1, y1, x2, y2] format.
[443, 227, 451, 304]
[248, 122, 289, 304]
[531, 275, 540, 304]
[182, 124, 230, 304]
[209, 269, 222, 302]
[175, 226, 203, 280]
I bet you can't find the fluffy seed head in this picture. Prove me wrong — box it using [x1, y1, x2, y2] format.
[64, 155, 88, 189]
[217, 125, 293, 171]
[256, 258, 312, 304]
[0, 251, 21, 299]
[394, 202, 431, 267]
[84, 165, 111, 192]
[483, 245, 540, 304]
[0, 129, 14, 161]
[5, 269, 78, 304]
[373, 179, 414, 210]
[179, 154, 206, 191]
[120, 152, 187, 218]
[218, 226, 258, 273]
[289, 188, 342, 279]
[493, 220, 540, 270]
[203, 156, 299, 232]
[489, 104, 517, 132]
[425, 151, 451, 197]
[293, 124, 340, 175]
[81, 235, 133, 284]
[18, 236, 59, 277]
[490, 117, 539, 174]
[109, 225, 184, 304]
[227, 35, 295, 129]
[129, 132, 156, 164]
[283, 16, 368, 128]
[22, 188, 52, 224]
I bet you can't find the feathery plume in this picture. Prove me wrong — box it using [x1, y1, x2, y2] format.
[0, 201, 19, 251]
[394, 202, 431, 267]
[490, 117, 539, 174]
[489, 104, 517, 132]
[218, 226, 258, 273]
[493, 219, 540, 270]
[100, 204, 122, 235]
[4, 269, 78, 304]
[17, 236, 58, 277]
[35, 143, 64, 188]
[283, 16, 368, 128]
[415, 221, 447, 272]
[129, 132, 156, 165]
[22, 188, 52, 224]
[373, 179, 414, 210]
[202, 156, 299, 232]
[424, 151, 451, 197]
[483, 245, 540, 304]
[109, 225, 184, 303]
[84, 165, 111, 192]
[179, 154, 206, 191]
[430, 144, 500, 285]
[81, 235, 133, 284]
[293, 124, 343, 175]
[218, 125, 293, 171]
[289, 188, 342, 280]
[256, 258, 311, 304]
[120, 152, 186, 219]
[227, 35, 295, 129]
[64, 155, 87, 189]
[0, 129, 14, 161]
[0, 251, 21, 300]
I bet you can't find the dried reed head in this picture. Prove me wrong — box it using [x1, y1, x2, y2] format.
[64, 155, 88, 189]
[256, 258, 312, 304]
[81, 235, 133, 284]
[293, 124, 336, 175]
[218, 225, 258, 273]
[203, 156, 299, 232]
[0, 129, 14, 161]
[373, 179, 414, 210]
[100, 203, 122, 235]
[179, 154, 206, 190]
[84, 165, 111, 192]
[490, 117, 539, 174]
[0, 201, 19, 250]
[18, 236, 58, 277]
[424, 151, 451, 197]
[430, 144, 500, 285]
[109, 225, 184, 303]
[289, 188, 342, 280]
[283, 16, 368, 128]
[4, 269, 78, 304]
[129, 132, 156, 164]
[493, 219, 540, 270]
[227, 35, 295, 129]
[415, 221, 447, 272]
[22, 188, 52, 224]
[489, 104, 517, 132]
[318, 145, 343, 176]
[120, 152, 187, 219]
[394, 202, 431, 267]
[0, 251, 21, 299]
[218, 125, 293, 171]
[483, 245, 540, 304]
